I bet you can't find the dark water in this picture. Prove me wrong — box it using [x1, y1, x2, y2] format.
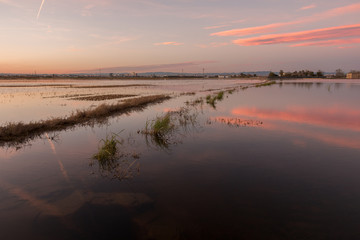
[1, 80, 360, 239]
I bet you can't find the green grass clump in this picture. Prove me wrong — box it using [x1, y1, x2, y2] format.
[216, 91, 224, 100]
[206, 96, 216, 108]
[142, 113, 176, 149]
[205, 91, 224, 108]
[149, 113, 174, 137]
[93, 135, 120, 162]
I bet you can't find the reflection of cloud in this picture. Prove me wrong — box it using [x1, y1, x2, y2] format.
[0, 178, 152, 217]
[77, 61, 216, 73]
[264, 123, 360, 150]
[232, 24, 360, 46]
[232, 106, 360, 132]
[0, 148, 22, 160]
[0, 179, 61, 216]
[210, 116, 263, 127]
[46, 133, 70, 183]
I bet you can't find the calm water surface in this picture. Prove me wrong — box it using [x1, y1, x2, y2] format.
[0, 79, 360, 239]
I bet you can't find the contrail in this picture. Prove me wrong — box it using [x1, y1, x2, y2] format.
[36, 0, 46, 19]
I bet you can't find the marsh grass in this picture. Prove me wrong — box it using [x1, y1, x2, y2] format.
[93, 134, 121, 162]
[0, 95, 170, 146]
[209, 117, 263, 127]
[142, 113, 175, 148]
[205, 91, 225, 108]
[255, 81, 276, 88]
[70, 94, 136, 101]
[216, 91, 224, 100]
[67, 84, 154, 89]
[152, 113, 174, 136]
[141, 107, 199, 149]
[91, 132, 140, 181]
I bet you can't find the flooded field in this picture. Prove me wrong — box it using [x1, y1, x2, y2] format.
[1, 79, 360, 239]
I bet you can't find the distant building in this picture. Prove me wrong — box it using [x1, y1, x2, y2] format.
[218, 75, 230, 79]
[347, 72, 360, 79]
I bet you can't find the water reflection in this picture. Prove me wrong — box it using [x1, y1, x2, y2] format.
[209, 116, 263, 127]
[232, 106, 360, 132]
[1, 80, 360, 239]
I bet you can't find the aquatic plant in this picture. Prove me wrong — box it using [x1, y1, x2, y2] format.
[91, 132, 140, 181]
[206, 95, 217, 108]
[93, 134, 121, 162]
[152, 113, 174, 137]
[141, 107, 199, 149]
[205, 91, 225, 108]
[216, 91, 224, 100]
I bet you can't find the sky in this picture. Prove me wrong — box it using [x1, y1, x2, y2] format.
[0, 0, 359, 74]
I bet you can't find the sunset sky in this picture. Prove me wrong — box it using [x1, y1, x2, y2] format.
[1, 0, 359, 74]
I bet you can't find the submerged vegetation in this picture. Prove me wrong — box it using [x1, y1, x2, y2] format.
[91, 132, 140, 181]
[93, 134, 120, 162]
[208, 117, 263, 128]
[0, 95, 170, 146]
[141, 107, 199, 149]
[206, 91, 225, 108]
[70, 94, 136, 101]
[255, 80, 277, 88]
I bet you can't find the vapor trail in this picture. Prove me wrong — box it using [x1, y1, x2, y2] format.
[37, 0, 46, 19]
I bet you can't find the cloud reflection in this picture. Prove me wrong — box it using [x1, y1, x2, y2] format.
[232, 106, 360, 132]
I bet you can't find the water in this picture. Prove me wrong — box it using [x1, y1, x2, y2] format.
[0, 79, 360, 239]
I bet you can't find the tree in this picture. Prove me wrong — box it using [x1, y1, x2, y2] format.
[279, 70, 284, 77]
[268, 71, 278, 78]
[335, 69, 345, 78]
[316, 70, 324, 78]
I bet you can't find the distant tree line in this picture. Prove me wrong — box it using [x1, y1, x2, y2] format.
[268, 69, 325, 79]
[268, 68, 360, 79]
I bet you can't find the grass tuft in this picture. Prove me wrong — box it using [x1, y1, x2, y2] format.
[93, 134, 120, 162]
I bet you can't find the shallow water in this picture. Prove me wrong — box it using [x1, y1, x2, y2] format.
[0, 78, 251, 125]
[1, 79, 360, 239]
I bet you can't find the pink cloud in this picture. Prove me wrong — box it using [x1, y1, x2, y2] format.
[232, 24, 360, 46]
[320, 2, 360, 18]
[290, 38, 360, 47]
[78, 61, 216, 73]
[154, 41, 184, 46]
[211, 3, 360, 37]
[300, 4, 316, 10]
[204, 25, 231, 30]
[211, 22, 299, 37]
[198, 42, 229, 48]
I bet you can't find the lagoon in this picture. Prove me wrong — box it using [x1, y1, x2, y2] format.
[0, 79, 360, 239]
